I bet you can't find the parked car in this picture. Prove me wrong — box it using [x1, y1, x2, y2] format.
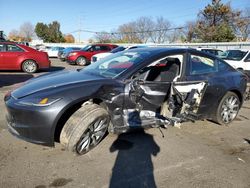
[0, 41, 50, 73]
[44, 46, 65, 58]
[219, 49, 250, 77]
[196, 47, 224, 57]
[66, 44, 118, 66]
[5, 48, 248, 155]
[39, 46, 51, 52]
[58, 47, 82, 61]
[17, 41, 29, 46]
[91, 45, 147, 63]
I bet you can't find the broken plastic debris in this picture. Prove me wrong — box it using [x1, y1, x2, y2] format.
[174, 122, 181, 129]
[237, 157, 245, 163]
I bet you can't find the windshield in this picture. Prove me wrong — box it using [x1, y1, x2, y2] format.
[80, 45, 92, 51]
[220, 50, 247, 61]
[110, 46, 126, 53]
[82, 50, 151, 78]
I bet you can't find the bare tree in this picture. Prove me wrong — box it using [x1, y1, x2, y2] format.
[117, 22, 142, 43]
[8, 29, 20, 41]
[95, 31, 112, 43]
[167, 28, 184, 43]
[135, 17, 154, 43]
[149, 17, 171, 43]
[182, 21, 196, 42]
[19, 22, 34, 41]
[234, 8, 250, 41]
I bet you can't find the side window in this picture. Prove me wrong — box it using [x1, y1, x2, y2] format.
[100, 46, 110, 51]
[0, 44, 4, 52]
[134, 54, 183, 82]
[94, 46, 101, 51]
[190, 54, 217, 75]
[6, 44, 24, 52]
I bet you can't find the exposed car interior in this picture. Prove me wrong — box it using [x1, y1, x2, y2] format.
[129, 54, 207, 125]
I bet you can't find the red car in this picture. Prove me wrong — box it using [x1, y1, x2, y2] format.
[66, 44, 118, 66]
[0, 42, 50, 73]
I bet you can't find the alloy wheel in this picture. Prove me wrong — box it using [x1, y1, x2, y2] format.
[220, 95, 239, 123]
[76, 117, 108, 154]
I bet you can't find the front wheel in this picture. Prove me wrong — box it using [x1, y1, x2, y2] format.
[22, 60, 38, 73]
[76, 56, 87, 66]
[214, 92, 240, 125]
[60, 104, 109, 155]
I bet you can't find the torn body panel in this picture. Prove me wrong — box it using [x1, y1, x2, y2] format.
[124, 79, 207, 129]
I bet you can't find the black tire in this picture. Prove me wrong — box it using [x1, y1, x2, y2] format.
[214, 92, 240, 125]
[22, 60, 38, 73]
[76, 56, 87, 66]
[60, 104, 109, 155]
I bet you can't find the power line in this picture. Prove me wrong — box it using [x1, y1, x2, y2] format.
[66, 26, 185, 35]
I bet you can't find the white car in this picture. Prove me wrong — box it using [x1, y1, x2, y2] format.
[44, 46, 65, 58]
[220, 49, 250, 76]
[91, 45, 147, 63]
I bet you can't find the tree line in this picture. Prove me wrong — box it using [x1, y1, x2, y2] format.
[8, 21, 75, 43]
[94, 0, 249, 43]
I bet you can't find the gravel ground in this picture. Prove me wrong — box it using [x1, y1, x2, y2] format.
[0, 59, 250, 188]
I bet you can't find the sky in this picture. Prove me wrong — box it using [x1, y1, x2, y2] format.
[0, 0, 249, 41]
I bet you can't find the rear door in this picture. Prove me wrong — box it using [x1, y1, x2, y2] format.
[4, 44, 25, 69]
[184, 51, 226, 117]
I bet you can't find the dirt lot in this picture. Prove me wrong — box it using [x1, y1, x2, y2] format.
[0, 59, 250, 188]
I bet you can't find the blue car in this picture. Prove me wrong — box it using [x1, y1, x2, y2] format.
[58, 47, 82, 61]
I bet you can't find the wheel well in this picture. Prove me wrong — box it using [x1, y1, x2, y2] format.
[21, 59, 38, 69]
[54, 98, 103, 142]
[77, 56, 86, 60]
[230, 89, 243, 105]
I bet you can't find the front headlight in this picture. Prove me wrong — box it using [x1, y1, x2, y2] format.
[17, 97, 62, 107]
[68, 52, 77, 56]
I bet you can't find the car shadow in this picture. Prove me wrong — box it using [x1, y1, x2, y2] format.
[109, 130, 160, 188]
[41, 66, 65, 73]
[0, 74, 34, 88]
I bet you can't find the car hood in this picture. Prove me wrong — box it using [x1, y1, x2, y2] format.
[224, 59, 241, 63]
[11, 70, 105, 99]
[94, 52, 112, 58]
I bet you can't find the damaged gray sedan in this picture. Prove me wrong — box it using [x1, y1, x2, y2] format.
[5, 48, 248, 155]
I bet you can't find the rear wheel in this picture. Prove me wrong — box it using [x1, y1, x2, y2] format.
[22, 60, 38, 73]
[214, 92, 240, 125]
[76, 56, 87, 66]
[60, 104, 109, 155]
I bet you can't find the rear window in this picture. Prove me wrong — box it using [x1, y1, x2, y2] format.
[0, 44, 4, 51]
[6, 44, 24, 52]
[190, 54, 217, 75]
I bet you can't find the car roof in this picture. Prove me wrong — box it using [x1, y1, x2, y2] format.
[226, 49, 249, 52]
[128, 47, 188, 53]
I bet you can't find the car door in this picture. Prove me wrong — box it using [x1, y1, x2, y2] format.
[123, 53, 188, 126]
[4, 44, 25, 69]
[124, 52, 211, 127]
[184, 51, 226, 117]
[0, 43, 5, 69]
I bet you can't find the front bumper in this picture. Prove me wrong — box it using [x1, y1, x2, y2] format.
[66, 56, 77, 64]
[5, 95, 62, 146]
